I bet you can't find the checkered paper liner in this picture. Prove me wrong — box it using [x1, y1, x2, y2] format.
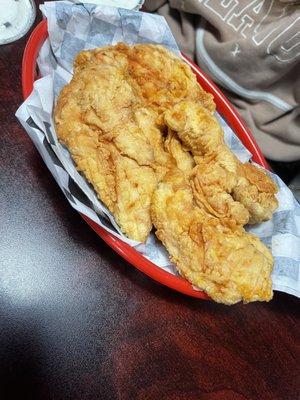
[16, 1, 300, 298]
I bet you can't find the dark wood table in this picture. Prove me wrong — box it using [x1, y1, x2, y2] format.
[0, 3, 299, 399]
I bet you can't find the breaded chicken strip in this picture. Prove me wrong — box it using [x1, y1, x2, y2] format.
[55, 43, 278, 303]
[151, 169, 273, 304]
[75, 43, 215, 116]
[55, 44, 214, 242]
[164, 101, 278, 226]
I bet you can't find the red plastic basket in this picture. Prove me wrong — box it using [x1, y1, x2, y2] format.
[22, 19, 269, 300]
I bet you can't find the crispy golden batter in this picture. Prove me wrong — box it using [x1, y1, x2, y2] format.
[164, 101, 278, 227]
[233, 163, 279, 224]
[151, 169, 273, 304]
[164, 132, 195, 173]
[55, 43, 278, 304]
[55, 43, 213, 241]
[75, 43, 215, 115]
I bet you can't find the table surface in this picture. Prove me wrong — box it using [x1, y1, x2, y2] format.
[1, 3, 299, 400]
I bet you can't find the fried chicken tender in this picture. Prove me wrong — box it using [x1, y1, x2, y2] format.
[55, 52, 157, 241]
[55, 44, 214, 242]
[164, 100, 278, 226]
[55, 43, 278, 304]
[151, 169, 273, 304]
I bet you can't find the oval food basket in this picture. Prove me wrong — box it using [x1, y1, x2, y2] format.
[22, 19, 269, 300]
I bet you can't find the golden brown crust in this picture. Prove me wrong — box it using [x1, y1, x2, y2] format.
[150, 170, 273, 305]
[163, 100, 278, 227]
[55, 43, 278, 304]
[55, 43, 214, 242]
